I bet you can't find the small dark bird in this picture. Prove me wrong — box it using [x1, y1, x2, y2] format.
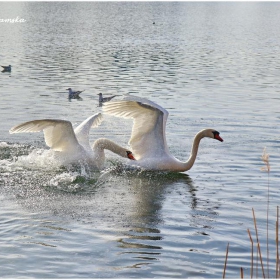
[98, 93, 117, 103]
[66, 88, 84, 101]
[1, 65, 11, 72]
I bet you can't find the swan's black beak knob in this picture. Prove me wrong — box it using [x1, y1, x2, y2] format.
[213, 131, 223, 142]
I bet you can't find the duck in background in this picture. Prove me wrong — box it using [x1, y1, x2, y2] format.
[1, 65, 11, 72]
[98, 93, 117, 104]
[66, 88, 84, 101]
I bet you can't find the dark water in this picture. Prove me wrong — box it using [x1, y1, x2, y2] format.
[1, 2, 280, 278]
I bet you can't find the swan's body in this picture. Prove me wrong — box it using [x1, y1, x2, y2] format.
[98, 93, 116, 103]
[9, 113, 135, 170]
[103, 96, 223, 172]
[66, 88, 84, 100]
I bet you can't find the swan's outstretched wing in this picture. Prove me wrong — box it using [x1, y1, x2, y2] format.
[9, 119, 79, 152]
[102, 96, 169, 159]
[74, 113, 103, 149]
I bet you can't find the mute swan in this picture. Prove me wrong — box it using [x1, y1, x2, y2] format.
[66, 88, 84, 100]
[103, 96, 223, 172]
[9, 113, 135, 170]
[98, 93, 117, 103]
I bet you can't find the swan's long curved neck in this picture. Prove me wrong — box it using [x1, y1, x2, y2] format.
[92, 138, 128, 158]
[180, 130, 205, 171]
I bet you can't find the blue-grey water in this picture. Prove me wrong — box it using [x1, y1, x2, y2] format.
[1, 2, 280, 278]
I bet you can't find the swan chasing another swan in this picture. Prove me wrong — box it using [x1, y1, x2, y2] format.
[103, 96, 223, 172]
[9, 113, 135, 170]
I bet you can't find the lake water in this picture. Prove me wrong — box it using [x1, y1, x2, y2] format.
[1, 2, 280, 278]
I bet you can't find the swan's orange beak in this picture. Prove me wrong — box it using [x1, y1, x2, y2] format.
[215, 134, 223, 142]
[126, 151, 136, 160]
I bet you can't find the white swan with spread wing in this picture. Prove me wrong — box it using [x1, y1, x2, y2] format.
[103, 96, 223, 172]
[9, 113, 135, 169]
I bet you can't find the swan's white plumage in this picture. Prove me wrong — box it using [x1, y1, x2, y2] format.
[74, 113, 103, 151]
[103, 96, 169, 160]
[9, 113, 132, 169]
[9, 119, 79, 152]
[103, 95, 223, 172]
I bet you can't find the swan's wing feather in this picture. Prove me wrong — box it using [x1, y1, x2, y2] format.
[74, 113, 103, 149]
[9, 119, 79, 152]
[103, 96, 169, 159]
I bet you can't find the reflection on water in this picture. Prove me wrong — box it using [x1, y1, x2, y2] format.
[95, 167, 220, 273]
[0, 139, 226, 278]
[0, 143, 216, 275]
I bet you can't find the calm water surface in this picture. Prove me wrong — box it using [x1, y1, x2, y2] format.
[1, 2, 280, 278]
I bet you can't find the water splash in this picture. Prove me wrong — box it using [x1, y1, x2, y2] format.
[0, 142, 100, 194]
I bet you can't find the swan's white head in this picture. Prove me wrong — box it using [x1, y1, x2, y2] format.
[202, 129, 223, 142]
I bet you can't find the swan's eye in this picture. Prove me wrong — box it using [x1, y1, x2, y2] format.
[212, 131, 223, 142]
[126, 151, 136, 160]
